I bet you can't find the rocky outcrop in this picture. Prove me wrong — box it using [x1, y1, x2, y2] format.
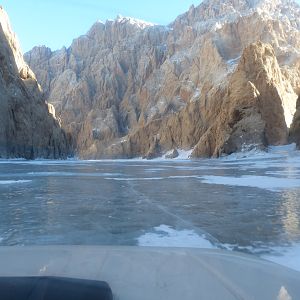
[104, 42, 289, 159]
[25, 0, 300, 159]
[290, 95, 300, 148]
[192, 42, 289, 157]
[0, 7, 68, 159]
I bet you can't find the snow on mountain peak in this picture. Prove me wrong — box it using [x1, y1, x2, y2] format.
[197, 0, 300, 20]
[115, 15, 155, 29]
[200, 0, 299, 11]
[173, 0, 300, 34]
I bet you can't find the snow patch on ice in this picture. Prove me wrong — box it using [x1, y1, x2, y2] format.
[162, 149, 193, 160]
[0, 180, 32, 185]
[269, 143, 298, 154]
[263, 243, 300, 272]
[176, 149, 193, 160]
[137, 225, 216, 248]
[200, 175, 300, 192]
[138, 225, 300, 272]
[105, 177, 164, 181]
[222, 143, 299, 161]
[222, 241, 300, 272]
[105, 175, 200, 181]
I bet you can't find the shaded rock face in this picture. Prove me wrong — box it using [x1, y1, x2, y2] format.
[0, 8, 68, 159]
[26, 0, 300, 159]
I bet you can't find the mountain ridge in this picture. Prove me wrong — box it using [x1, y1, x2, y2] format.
[24, 0, 300, 158]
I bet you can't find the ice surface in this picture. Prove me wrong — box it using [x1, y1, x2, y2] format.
[145, 168, 166, 173]
[0, 159, 88, 166]
[200, 175, 300, 192]
[137, 225, 216, 249]
[26, 172, 122, 177]
[105, 177, 164, 181]
[1, 143, 300, 273]
[106, 175, 201, 181]
[266, 170, 300, 177]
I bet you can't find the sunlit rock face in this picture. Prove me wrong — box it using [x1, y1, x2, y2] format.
[26, 0, 300, 159]
[290, 95, 300, 148]
[0, 7, 68, 159]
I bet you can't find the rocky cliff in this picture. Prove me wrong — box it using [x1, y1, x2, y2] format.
[102, 41, 292, 159]
[0, 7, 68, 159]
[290, 95, 300, 148]
[25, 0, 300, 158]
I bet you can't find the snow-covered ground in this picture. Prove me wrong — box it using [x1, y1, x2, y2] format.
[137, 225, 215, 249]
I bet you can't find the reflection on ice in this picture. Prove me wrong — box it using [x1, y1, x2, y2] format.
[280, 191, 300, 239]
[26, 172, 122, 177]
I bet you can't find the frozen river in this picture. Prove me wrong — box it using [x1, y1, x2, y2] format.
[0, 145, 300, 271]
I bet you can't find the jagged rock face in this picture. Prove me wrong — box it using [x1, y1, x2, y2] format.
[193, 42, 289, 157]
[0, 7, 68, 159]
[25, 0, 300, 159]
[25, 19, 171, 156]
[106, 42, 289, 159]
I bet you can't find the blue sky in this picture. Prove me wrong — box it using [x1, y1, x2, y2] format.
[1, 0, 198, 52]
[3, 0, 300, 53]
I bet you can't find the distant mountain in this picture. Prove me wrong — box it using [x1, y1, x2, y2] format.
[25, 0, 300, 159]
[0, 7, 68, 159]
